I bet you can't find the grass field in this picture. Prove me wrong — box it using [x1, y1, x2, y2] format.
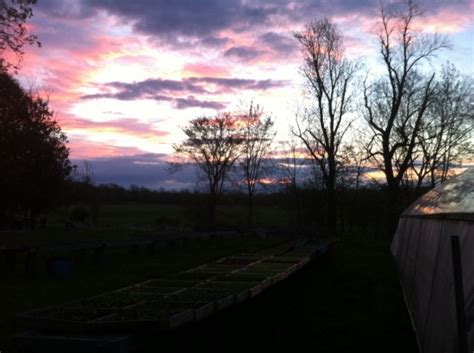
[1, 236, 283, 352]
[140, 239, 417, 352]
[2, 202, 416, 352]
[2, 238, 417, 352]
[0, 202, 290, 245]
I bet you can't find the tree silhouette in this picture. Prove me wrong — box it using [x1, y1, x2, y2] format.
[363, 0, 448, 194]
[293, 18, 359, 233]
[410, 63, 473, 188]
[173, 113, 243, 228]
[277, 136, 307, 227]
[0, 0, 40, 71]
[362, 0, 449, 233]
[0, 71, 71, 228]
[238, 102, 274, 227]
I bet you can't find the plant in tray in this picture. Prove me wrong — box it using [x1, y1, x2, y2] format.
[231, 254, 264, 261]
[140, 279, 201, 288]
[170, 271, 216, 281]
[240, 267, 283, 276]
[133, 286, 183, 295]
[224, 272, 271, 282]
[112, 306, 187, 321]
[218, 257, 258, 266]
[255, 243, 291, 255]
[81, 292, 153, 309]
[28, 304, 114, 322]
[247, 263, 291, 271]
[196, 267, 237, 275]
[170, 287, 235, 302]
[265, 256, 302, 263]
[197, 281, 259, 291]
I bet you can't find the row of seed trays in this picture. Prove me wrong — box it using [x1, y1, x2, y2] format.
[17, 240, 330, 334]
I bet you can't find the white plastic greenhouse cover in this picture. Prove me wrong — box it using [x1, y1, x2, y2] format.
[391, 169, 474, 353]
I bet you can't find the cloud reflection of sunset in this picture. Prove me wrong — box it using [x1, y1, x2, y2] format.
[13, 0, 472, 163]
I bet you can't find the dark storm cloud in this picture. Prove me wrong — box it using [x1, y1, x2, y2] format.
[37, 1, 473, 36]
[81, 76, 287, 108]
[32, 0, 367, 63]
[173, 97, 225, 110]
[103, 79, 208, 96]
[259, 32, 298, 53]
[198, 36, 230, 47]
[187, 77, 287, 90]
[223, 46, 265, 60]
[73, 154, 198, 190]
[85, 0, 278, 39]
[82, 91, 225, 110]
[72, 154, 310, 191]
[37, 0, 97, 19]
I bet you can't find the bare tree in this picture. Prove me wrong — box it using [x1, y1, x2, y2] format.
[411, 64, 473, 189]
[433, 64, 473, 184]
[277, 136, 307, 226]
[82, 160, 95, 185]
[238, 102, 275, 227]
[278, 137, 307, 192]
[363, 0, 449, 198]
[0, 0, 40, 71]
[293, 18, 359, 232]
[173, 114, 243, 227]
[338, 139, 368, 191]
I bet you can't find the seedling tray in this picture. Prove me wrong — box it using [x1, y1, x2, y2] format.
[138, 279, 201, 288]
[95, 308, 194, 331]
[171, 271, 217, 281]
[192, 301, 216, 321]
[216, 257, 259, 266]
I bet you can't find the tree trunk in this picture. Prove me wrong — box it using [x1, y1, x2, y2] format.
[430, 169, 436, 188]
[294, 186, 301, 228]
[208, 193, 217, 230]
[386, 184, 401, 237]
[247, 191, 253, 228]
[327, 187, 337, 235]
[340, 201, 345, 234]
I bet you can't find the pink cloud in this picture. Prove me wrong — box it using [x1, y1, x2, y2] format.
[67, 139, 145, 159]
[183, 63, 231, 77]
[11, 0, 471, 164]
[413, 7, 473, 34]
[60, 114, 169, 139]
[18, 34, 126, 112]
[356, 4, 473, 36]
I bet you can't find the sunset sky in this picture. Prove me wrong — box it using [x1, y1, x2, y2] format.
[13, 0, 474, 188]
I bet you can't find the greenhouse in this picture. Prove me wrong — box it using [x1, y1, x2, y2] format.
[391, 169, 474, 353]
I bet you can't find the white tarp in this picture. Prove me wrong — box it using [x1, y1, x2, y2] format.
[391, 169, 474, 353]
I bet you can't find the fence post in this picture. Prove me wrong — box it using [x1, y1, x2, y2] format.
[148, 240, 157, 256]
[451, 235, 468, 353]
[25, 249, 38, 278]
[94, 243, 106, 264]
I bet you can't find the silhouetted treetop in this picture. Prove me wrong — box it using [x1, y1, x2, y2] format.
[0, 0, 40, 71]
[0, 71, 71, 225]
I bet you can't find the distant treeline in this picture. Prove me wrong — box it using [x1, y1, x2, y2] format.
[59, 180, 427, 235]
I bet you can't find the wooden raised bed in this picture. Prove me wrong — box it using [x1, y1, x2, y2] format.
[18, 240, 332, 336]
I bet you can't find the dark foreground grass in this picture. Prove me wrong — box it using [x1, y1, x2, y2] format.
[138, 239, 417, 353]
[3, 237, 417, 352]
[1, 236, 282, 352]
[0, 202, 290, 245]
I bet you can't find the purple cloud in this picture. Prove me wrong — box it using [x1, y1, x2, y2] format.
[81, 76, 287, 109]
[223, 46, 265, 60]
[259, 32, 298, 53]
